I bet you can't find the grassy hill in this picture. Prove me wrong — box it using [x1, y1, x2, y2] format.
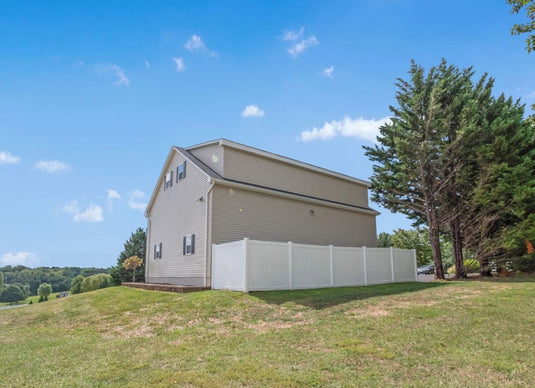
[1, 278, 534, 387]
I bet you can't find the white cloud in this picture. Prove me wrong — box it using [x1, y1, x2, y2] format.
[107, 189, 121, 213]
[63, 200, 104, 223]
[323, 65, 334, 79]
[298, 115, 391, 143]
[184, 35, 217, 57]
[287, 35, 319, 58]
[241, 105, 265, 118]
[35, 160, 70, 173]
[0, 151, 20, 165]
[173, 57, 186, 72]
[145, 61, 150, 68]
[96, 63, 130, 86]
[128, 190, 148, 211]
[0, 251, 39, 266]
[281, 27, 305, 41]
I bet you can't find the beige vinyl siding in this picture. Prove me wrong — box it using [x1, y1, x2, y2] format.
[222, 147, 369, 208]
[211, 185, 377, 248]
[146, 151, 211, 285]
[188, 143, 224, 176]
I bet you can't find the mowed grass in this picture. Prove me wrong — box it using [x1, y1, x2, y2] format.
[1, 278, 534, 387]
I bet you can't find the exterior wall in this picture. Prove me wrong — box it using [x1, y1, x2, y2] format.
[211, 185, 377, 248]
[146, 151, 211, 286]
[222, 146, 369, 208]
[188, 143, 224, 176]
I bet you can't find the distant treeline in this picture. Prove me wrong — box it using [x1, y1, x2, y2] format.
[0, 266, 110, 295]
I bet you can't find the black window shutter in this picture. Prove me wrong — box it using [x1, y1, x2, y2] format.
[191, 234, 195, 254]
[183, 161, 186, 179]
[159, 242, 162, 259]
[183, 236, 186, 255]
[176, 166, 179, 182]
[170, 171, 173, 187]
[154, 244, 157, 260]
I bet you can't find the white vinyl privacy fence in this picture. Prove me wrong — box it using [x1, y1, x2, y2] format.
[212, 239, 417, 292]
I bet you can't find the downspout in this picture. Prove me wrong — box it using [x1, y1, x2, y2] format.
[204, 179, 215, 287]
[145, 217, 151, 283]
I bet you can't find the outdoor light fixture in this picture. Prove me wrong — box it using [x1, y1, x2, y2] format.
[309, 209, 317, 215]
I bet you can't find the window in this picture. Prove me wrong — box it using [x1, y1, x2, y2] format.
[177, 161, 186, 182]
[154, 243, 162, 259]
[164, 171, 173, 190]
[183, 234, 195, 255]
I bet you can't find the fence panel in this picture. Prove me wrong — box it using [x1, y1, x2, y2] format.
[212, 240, 246, 291]
[248, 240, 290, 291]
[363, 248, 393, 285]
[393, 248, 417, 282]
[333, 247, 366, 286]
[292, 244, 331, 289]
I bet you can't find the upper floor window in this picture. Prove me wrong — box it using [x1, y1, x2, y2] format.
[164, 171, 173, 190]
[177, 161, 186, 182]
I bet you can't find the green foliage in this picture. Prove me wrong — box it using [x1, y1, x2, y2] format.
[507, 254, 535, 272]
[69, 275, 84, 295]
[508, 0, 535, 53]
[0, 285, 25, 305]
[391, 228, 433, 266]
[0, 271, 3, 289]
[80, 274, 113, 293]
[447, 259, 479, 275]
[122, 255, 143, 282]
[377, 232, 393, 248]
[0, 265, 110, 295]
[22, 284, 30, 298]
[37, 283, 53, 301]
[115, 227, 146, 283]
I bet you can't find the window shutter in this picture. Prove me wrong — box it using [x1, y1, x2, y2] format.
[159, 242, 162, 259]
[176, 166, 179, 183]
[154, 244, 157, 260]
[170, 171, 173, 187]
[191, 234, 195, 254]
[183, 161, 186, 179]
[183, 236, 186, 255]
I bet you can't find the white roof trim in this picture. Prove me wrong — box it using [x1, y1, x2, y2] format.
[187, 138, 371, 187]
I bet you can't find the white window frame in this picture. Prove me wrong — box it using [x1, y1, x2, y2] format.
[177, 161, 186, 182]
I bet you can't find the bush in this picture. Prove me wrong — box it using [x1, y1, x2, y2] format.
[70, 275, 85, 294]
[447, 259, 480, 275]
[507, 254, 535, 273]
[80, 273, 113, 293]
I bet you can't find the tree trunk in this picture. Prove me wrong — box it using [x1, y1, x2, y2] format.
[450, 219, 465, 278]
[132, 270, 136, 283]
[426, 205, 445, 279]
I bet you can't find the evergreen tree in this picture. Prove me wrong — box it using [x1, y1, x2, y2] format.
[115, 227, 146, 283]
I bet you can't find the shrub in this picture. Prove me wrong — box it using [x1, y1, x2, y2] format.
[70, 275, 85, 294]
[80, 273, 113, 293]
[447, 259, 480, 275]
[508, 254, 535, 273]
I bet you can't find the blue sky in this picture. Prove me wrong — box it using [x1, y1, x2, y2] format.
[1, 1, 533, 268]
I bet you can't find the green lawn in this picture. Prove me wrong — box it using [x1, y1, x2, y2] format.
[1, 278, 534, 387]
[0, 292, 60, 307]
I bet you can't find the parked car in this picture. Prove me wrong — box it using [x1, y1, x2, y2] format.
[417, 264, 435, 275]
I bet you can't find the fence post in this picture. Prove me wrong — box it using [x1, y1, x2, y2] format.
[362, 246, 368, 286]
[390, 247, 395, 283]
[243, 238, 249, 293]
[329, 244, 334, 287]
[211, 244, 216, 290]
[288, 241, 293, 290]
[412, 248, 418, 281]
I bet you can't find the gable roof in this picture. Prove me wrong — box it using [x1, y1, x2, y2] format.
[145, 140, 379, 217]
[187, 138, 371, 187]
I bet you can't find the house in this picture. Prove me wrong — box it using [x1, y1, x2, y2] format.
[144, 139, 379, 287]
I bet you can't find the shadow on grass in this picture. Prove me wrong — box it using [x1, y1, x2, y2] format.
[470, 274, 535, 284]
[250, 281, 449, 310]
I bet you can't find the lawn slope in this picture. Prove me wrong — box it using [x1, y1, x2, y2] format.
[1, 279, 534, 387]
